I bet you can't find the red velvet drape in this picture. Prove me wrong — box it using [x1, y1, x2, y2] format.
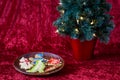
[0, 0, 120, 80]
[0, 0, 62, 53]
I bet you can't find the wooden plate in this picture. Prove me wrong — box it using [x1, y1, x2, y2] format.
[13, 52, 64, 76]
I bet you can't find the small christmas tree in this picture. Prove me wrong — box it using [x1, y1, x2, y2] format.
[54, 0, 115, 43]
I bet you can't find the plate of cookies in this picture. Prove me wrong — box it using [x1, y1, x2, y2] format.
[13, 52, 64, 76]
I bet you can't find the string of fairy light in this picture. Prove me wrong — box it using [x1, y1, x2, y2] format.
[56, 2, 96, 37]
[54, 0, 114, 43]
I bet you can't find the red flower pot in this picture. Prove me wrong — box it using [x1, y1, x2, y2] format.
[71, 39, 97, 61]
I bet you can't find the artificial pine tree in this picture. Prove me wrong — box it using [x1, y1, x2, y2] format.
[54, 0, 115, 43]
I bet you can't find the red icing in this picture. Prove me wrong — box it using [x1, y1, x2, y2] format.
[48, 58, 60, 65]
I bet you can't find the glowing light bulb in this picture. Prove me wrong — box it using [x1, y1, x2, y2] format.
[77, 20, 79, 24]
[91, 21, 94, 25]
[55, 30, 59, 33]
[90, 20, 95, 25]
[61, 29, 65, 32]
[75, 28, 79, 33]
[83, 2, 86, 5]
[59, 3, 62, 5]
[93, 33, 96, 37]
[91, 22, 94, 25]
[61, 22, 64, 24]
[60, 10, 64, 14]
[80, 16, 84, 20]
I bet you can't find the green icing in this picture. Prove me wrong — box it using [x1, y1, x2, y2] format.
[27, 60, 45, 73]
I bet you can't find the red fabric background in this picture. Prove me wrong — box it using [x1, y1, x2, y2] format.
[0, 0, 120, 80]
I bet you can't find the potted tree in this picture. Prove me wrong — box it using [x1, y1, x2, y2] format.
[53, 0, 115, 61]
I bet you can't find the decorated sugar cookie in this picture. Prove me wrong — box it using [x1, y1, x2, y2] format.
[19, 57, 33, 69]
[27, 60, 45, 73]
[47, 58, 61, 65]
